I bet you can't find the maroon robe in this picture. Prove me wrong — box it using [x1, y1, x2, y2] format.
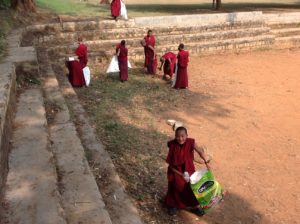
[67, 43, 88, 87]
[165, 138, 199, 209]
[174, 49, 189, 89]
[146, 47, 157, 74]
[162, 52, 177, 77]
[111, 0, 121, 17]
[116, 44, 128, 81]
[143, 35, 155, 68]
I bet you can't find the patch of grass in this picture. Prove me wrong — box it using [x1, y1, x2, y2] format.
[35, 0, 109, 17]
[0, 11, 12, 61]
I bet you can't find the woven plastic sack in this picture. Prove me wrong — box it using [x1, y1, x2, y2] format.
[83, 66, 91, 86]
[120, 0, 128, 20]
[190, 169, 224, 213]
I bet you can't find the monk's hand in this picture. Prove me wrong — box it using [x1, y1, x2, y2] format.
[183, 172, 190, 183]
[205, 160, 211, 171]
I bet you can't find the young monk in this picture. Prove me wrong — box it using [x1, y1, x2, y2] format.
[111, 0, 121, 20]
[165, 126, 211, 216]
[174, 43, 189, 89]
[159, 52, 177, 79]
[140, 39, 157, 75]
[116, 40, 128, 82]
[66, 37, 88, 87]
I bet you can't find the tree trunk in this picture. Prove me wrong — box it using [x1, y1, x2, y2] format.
[11, 0, 36, 12]
[216, 0, 222, 10]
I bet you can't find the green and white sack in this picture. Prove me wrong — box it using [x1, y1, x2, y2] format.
[190, 169, 224, 213]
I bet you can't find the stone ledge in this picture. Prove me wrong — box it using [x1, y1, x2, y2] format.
[134, 11, 264, 27]
[0, 62, 15, 199]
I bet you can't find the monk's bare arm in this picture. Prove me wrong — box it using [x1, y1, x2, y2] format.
[116, 48, 120, 56]
[194, 143, 211, 170]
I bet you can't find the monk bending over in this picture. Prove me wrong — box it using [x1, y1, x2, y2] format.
[159, 52, 177, 80]
[66, 37, 88, 87]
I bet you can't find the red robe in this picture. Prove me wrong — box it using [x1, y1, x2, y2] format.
[143, 35, 155, 68]
[162, 52, 177, 77]
[116, 44, 128, 81]
[165, 138, 199, 209]
[67, 43, 88, 87]
[146, 47, 157, 74]
[174, 49, 189, 89]
[111, 0, 121, 17]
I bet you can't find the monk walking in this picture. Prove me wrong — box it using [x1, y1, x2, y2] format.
[116, 40, 128, 82]
[66, 37, 88, 87]
[165, 126, 211, 216]
[159, 52, 177, 79]
[174, 43, 189, 89]
[111, 0, 121, 20]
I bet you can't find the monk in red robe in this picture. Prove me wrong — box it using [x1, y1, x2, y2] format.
[159, 52, 177, 79]
[141, 31, 157, 75]
[116, 40, 128, 82]
[111, 0, 121, 20]
[66, 37, 87, 87]
[174, 43, 189, 89]
[165, 126, 211, 216]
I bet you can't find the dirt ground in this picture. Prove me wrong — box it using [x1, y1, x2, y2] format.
[165, 49, 300, 224]
[74, 48, 300, 224]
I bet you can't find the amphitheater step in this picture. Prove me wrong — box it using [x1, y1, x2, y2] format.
[60, 34, 274, 63]
[42, 55, 113, 224]
[49, 34, 274, 63]
[33, 21, 266, 46]
[274, 35, 300, 48]
[268, 22, 300, 30]
[270, 27, 300, 37]
[82, 27, 270, 50]
[4, 89, 67, 224]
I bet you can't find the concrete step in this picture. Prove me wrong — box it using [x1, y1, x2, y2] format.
[268, 22, 300, 30]
[274, 35, 300, 48]
[86, 27, 270, 49]
[55, 62, 144, 224]
[4, 89, 67, 224]
[41, 50, 113, 224]
[34, 21, 266, 46]
[270, 27, 300, 37]
[50, 34, 274, 63]
[47, 28, 272, 57]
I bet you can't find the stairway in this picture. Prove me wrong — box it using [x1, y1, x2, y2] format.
[21, 12, 274, 65]
[269, 23, 300, 48]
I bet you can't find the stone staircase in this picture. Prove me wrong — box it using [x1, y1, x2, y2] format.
[1, 29, 142, 224]
[265, 12, 300, 48]
[22, 11, 274, 65]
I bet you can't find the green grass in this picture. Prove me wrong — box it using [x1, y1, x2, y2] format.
[0, 10, 12, 61]
[35, 0, 300, 18]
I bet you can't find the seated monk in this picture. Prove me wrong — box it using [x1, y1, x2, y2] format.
[66, 37, 88, 87]
[159, 52, 177, 79]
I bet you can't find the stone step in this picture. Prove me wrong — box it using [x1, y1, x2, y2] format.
[270, 27, 300, 37]
[41, 50, 113, 224]
[274, 35, 300, 48]
[85, 27, 270, 50]
[268, 22, 300, 30]
[33, 21, 266, 46]
[51, 34, 274, 63]
[4, 89, 67, 224]
[47, 28, 272, 57]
